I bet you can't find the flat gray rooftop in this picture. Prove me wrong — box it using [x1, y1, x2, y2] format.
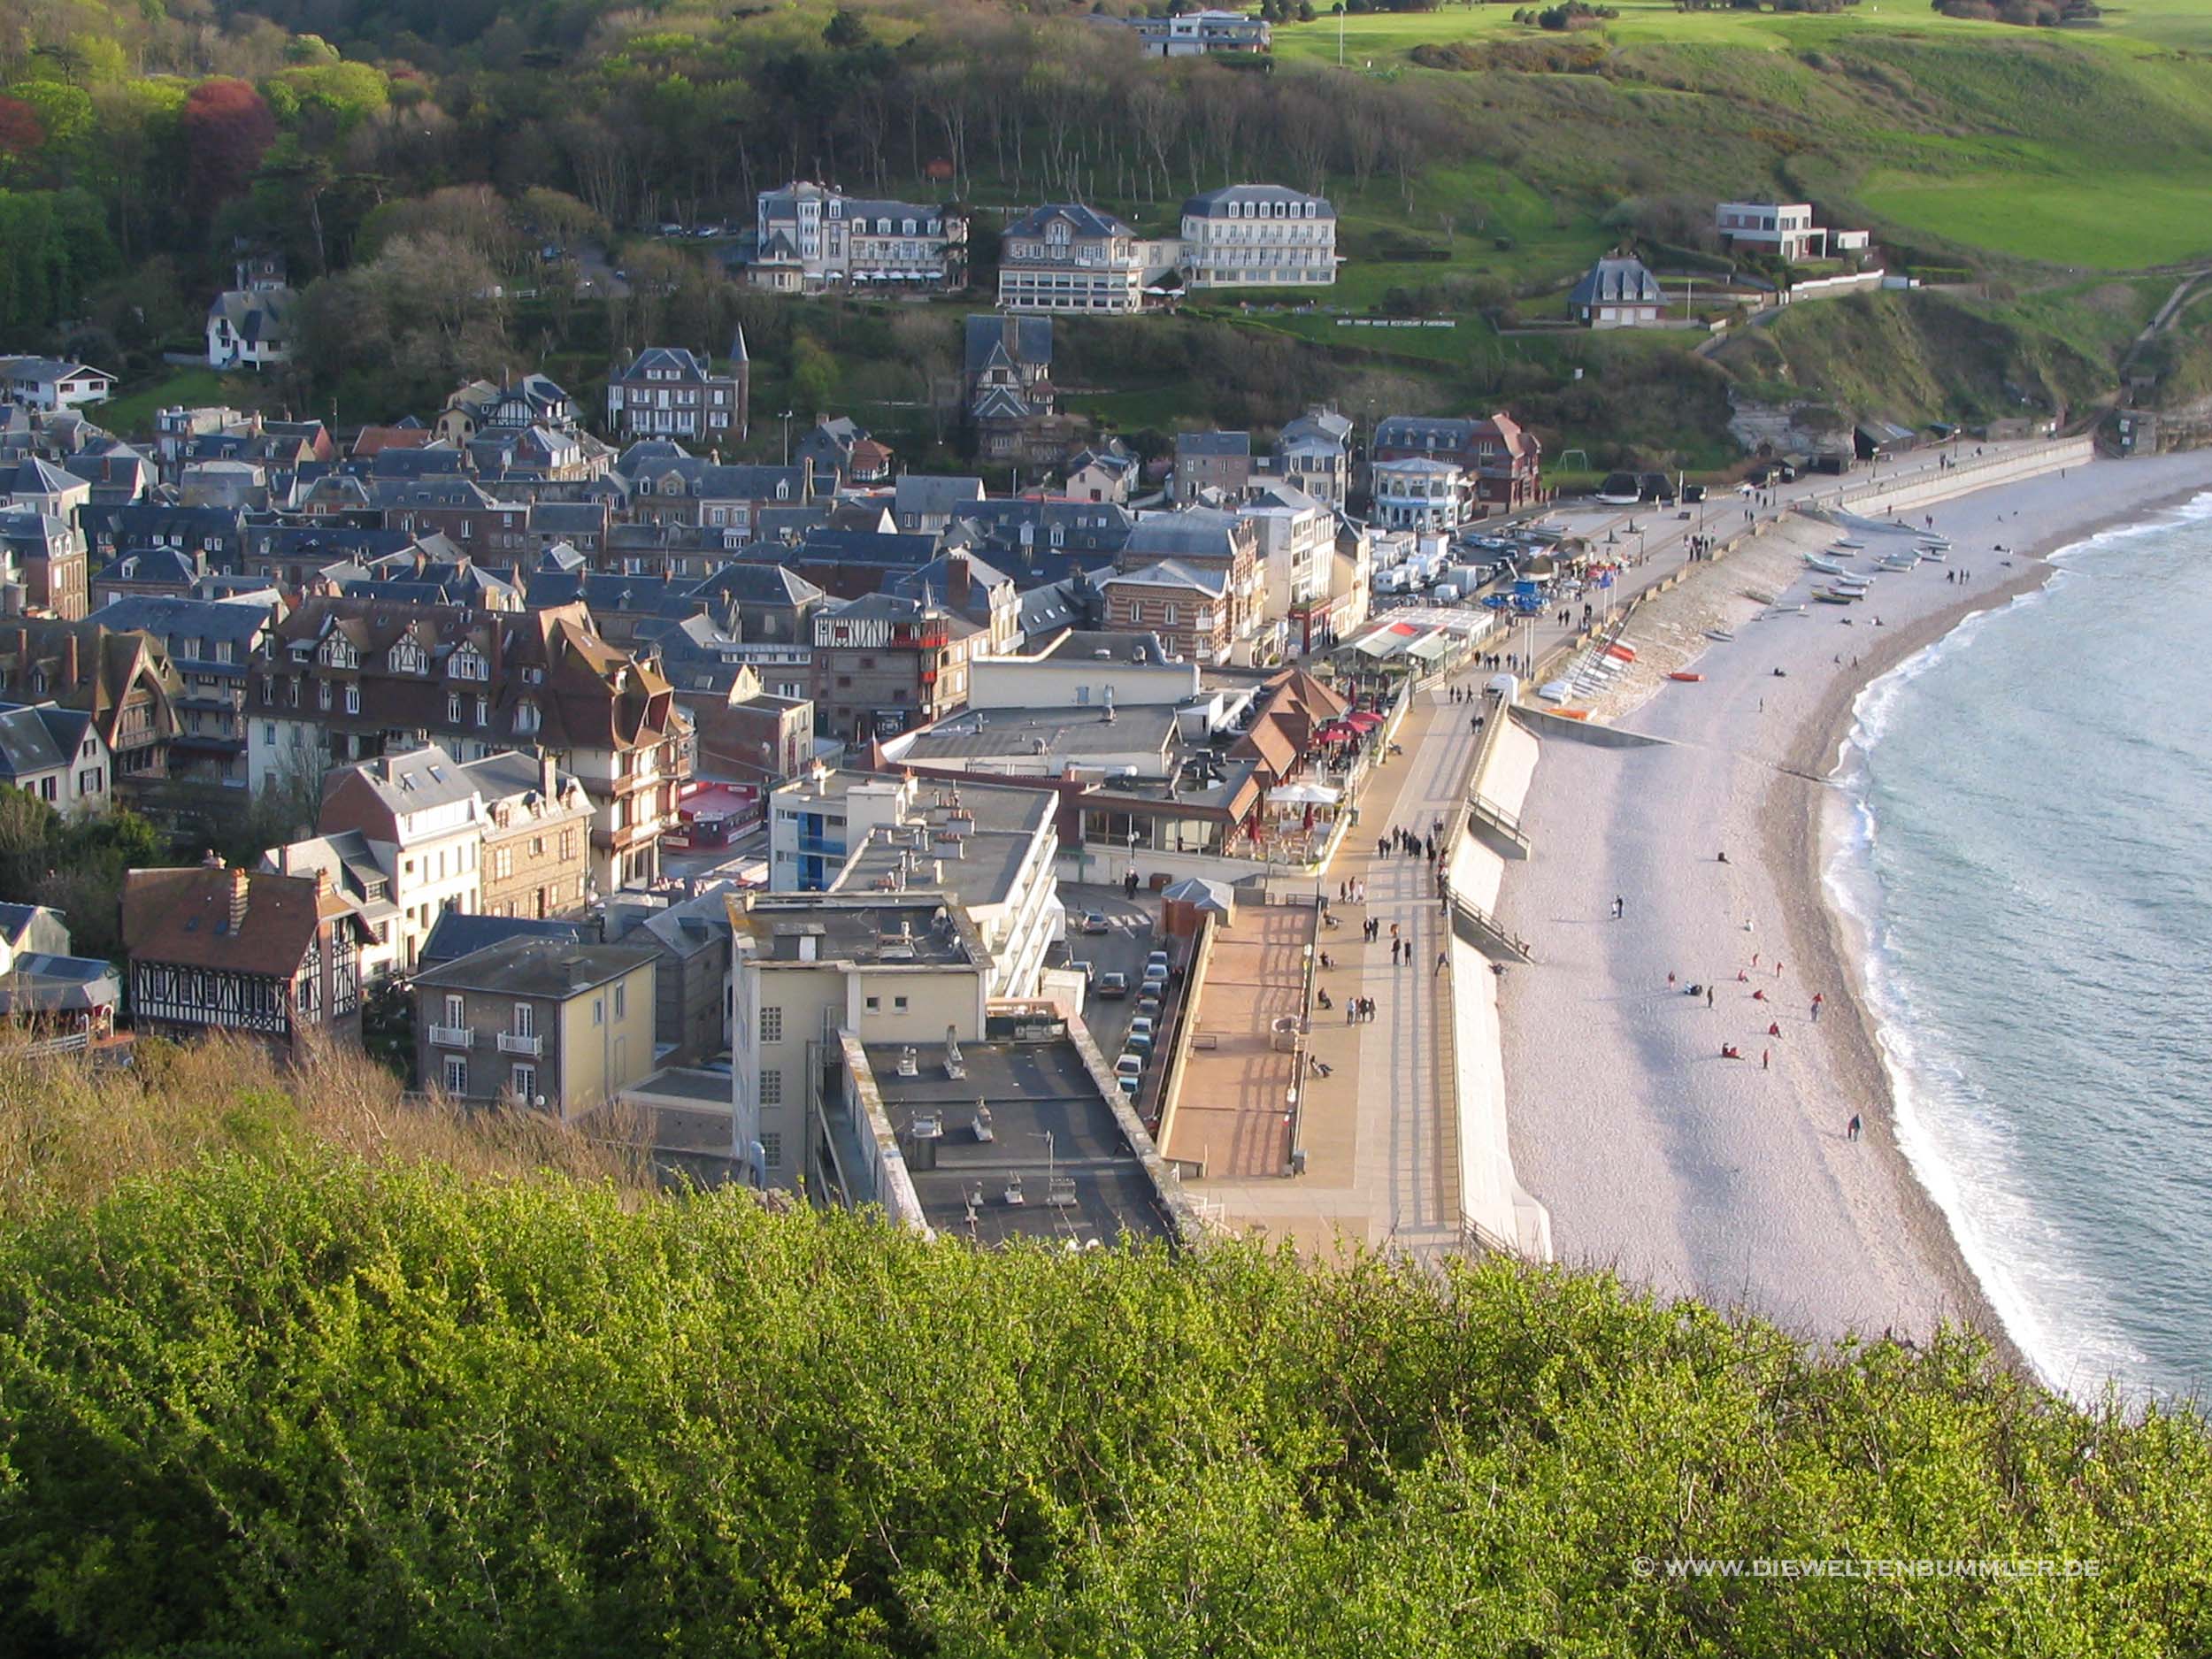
[866, 1040, 1171, 1246]
[738, 895, 977, 965]
[900, 704, 1178, 763]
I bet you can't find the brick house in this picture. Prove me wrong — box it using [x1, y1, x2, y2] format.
[1370, 413, 1542, 512]
[604, 339, 749, 445]
[1099, 560, 1233, 664]
[246, 599, 687, 893]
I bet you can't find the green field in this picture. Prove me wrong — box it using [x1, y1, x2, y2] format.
[1859, 171, 2212, 269]
[97, 367, 236, 437]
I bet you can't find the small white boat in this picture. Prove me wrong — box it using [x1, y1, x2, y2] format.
[1803, 554, 1847, 575]
[1766, 603, 1808, 616]
[1704, 627, 1736, 641]
[1917, 543, 1947, 562]
[1832, 539, 1866, 550]
[1880, 555, 1918, 572]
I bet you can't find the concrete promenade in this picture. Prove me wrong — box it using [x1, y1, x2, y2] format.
[1186, 677, 1483, 1259]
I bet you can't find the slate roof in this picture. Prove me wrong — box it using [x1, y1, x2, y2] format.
[1182, 184, 1334, 219]
[419, 911, 589, 972]
[1002, 204, 1133, 242]
[1569, 255, 1664, 309]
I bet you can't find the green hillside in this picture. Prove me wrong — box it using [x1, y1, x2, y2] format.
[6, 0, 2212, 463]
[0, 1041, 2207, 1655]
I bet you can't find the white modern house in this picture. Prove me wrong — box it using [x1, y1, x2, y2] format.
[1717, 201, 1871, 262]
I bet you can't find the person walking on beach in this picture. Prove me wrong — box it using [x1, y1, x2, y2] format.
[1847, 1114, 1862, 1141]
[1706, 985, 1715, 1009]
[1762, 1048, 1770, 1071]
[1811, 993, 1824, 1023]
[1611, 895, 1624, 920]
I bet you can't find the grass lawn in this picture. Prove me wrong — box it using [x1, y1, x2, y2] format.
[98, 367, 236, 441]
[1859, 171, 2212, 269]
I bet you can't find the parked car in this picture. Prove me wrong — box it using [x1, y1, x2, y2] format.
[1142, 963, 1169, 990]
[1114, 1053, 1144, 1083]
[1136, 989, 1164, 1021]
[1145, 949, 1171, 976]
[1097, 971, 1129, 998]
[1081, 910, 1111, 935]
[1070, 957, 1097, 984]
[1129, 1016, 1157, 1048]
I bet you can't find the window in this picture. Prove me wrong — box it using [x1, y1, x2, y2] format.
[894, 995, 909, 1012]
[443, 994, 465, 1027]
[759, 1068, 783, 1106]
[613, 982, 626, 1019]
[592, 997, 603, 1026]
[447, 693, 461, 722]
[864, 995, 880, 1012]
[263, 722, 276, 745]
[344, 685, 360, 715]
[760, 1130, 783, 1170]
[318, 680, 332, 710]
[442, 1056, 467, 1093]
[511, 1063, 537, 1102]
[760, 1006, 783, 1043]
[513, 1002, 534, 1039]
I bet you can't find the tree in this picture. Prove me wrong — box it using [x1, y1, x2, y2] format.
[181, 79, 276, 211]
[0, 96, 42, 162]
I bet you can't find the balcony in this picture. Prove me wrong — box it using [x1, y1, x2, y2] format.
[496, 1032, 542, 1056]
[428, 1025, 475, 1049]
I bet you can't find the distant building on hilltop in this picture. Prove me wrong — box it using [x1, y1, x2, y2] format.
[206, 255, 298, 371]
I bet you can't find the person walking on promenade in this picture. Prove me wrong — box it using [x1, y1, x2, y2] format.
[1847, 1114, 1863, 1141]
[1434, 950, 1448, 976]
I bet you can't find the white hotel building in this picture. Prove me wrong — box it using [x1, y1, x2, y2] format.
[1178, 184, 1337, 290]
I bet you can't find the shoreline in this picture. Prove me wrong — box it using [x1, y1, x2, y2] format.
[1783, 472, 2212, 1384]
[1493, 449, 2212, 1377]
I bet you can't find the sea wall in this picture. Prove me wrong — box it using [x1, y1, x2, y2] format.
[1443, 709, 1554, 1261]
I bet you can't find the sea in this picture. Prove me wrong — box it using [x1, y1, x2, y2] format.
[1828, 491, 2212, 1405]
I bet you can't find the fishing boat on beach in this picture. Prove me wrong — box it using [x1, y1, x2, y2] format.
[1704, 627, 1736, 641]
[1832, 539, 1866, 550]
[1880, 555, 1920, 572]
[1917, 543, 1948, 561]
[1811, 587, 1857, 604]
[1803, 554, 1847, 575]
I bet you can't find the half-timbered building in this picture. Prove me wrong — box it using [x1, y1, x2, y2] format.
[122, 860, 370, 1056]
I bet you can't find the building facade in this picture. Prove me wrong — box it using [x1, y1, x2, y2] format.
[751, 182, 967, 294]
[1179, 185, 1336, 289]
[416, 938, 658, 1118]
[1370, 413, 1542, 512]
[1370, 457, 1472, 532]
[121, 862, 367, 1056]
[997, 205, 1148, 315]
[809, 593, 976, 746]
[603, 341, 749, 444]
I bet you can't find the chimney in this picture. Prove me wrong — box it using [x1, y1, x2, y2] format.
[488, 620, 504, 680]
[229, 867, 250, 932]
[540, 749, 557, 799]
[63, 632, 77, 687]
[947, 551, 972, 611]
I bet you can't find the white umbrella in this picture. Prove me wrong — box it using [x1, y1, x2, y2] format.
[1268, 781, 1341, 806]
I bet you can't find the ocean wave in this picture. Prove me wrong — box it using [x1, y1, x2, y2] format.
[1820, 524, 2212, 1397]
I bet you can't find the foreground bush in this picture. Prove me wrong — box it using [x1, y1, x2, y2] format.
[0, 1054, 2204, 1655]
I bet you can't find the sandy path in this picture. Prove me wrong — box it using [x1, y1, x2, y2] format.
[1495, 450, 2212, 1349]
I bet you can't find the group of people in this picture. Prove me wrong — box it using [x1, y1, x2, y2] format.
[1343, 995, 1379, 1024]
[1377, 826, 1439, 864]
[1695, 955, 1857, 1139]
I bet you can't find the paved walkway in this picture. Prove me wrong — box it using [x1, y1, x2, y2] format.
[1188, 676, 1486, 1260]
[1162, 903, 1310, 1180]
